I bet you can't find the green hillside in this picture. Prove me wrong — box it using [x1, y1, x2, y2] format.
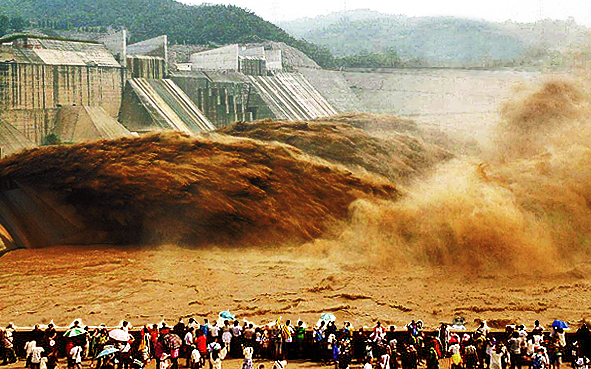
[279, 11, 591, 67]
[0, 0, 335, 67]
[282, 14, 525, 66]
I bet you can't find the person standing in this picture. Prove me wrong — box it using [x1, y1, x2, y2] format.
[195, 330, 208, 369]
[372, 322, 386, 343]
[70, 345, 83, 369]
[281, 321, 294, 360]
[532, 321, 544, 337]
[242, 346, 254, 369]
[244, 324, 256, 349]
[174, 319, 186, 339]
[31, 345, 45, 369]
[200, 320, 209, 339]
[427, 340, 439, 369]
[380, 346, 391, 369]
[3, 323, 17, 365]
[294, 322, 305, 359]
[25, 340, 37, 368]
[508, 332, 521, 369]
[209, 322, 220, 345]
[221, 322, 232, 357]
[44, 324, 57, 353]
[185, 328, 196, 367]
[231, 321, 243, 358]
[533, 347, 549, 369]
[209, 346, 227, 369]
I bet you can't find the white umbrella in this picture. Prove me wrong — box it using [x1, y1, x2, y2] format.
[109, 329, 130, 342]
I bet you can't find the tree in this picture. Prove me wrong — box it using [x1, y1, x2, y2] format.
[42, 133, 61, 146]
[0, 14, 9, 37]
[9, 16, 26, 32]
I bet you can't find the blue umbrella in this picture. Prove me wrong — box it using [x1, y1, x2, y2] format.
[219, 310, 235, 320]
[96, 346, 119, 359]
[552, 320, 569, 329]
[321, 313, 336, 322]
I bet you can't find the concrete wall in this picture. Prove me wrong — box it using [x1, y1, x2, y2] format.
[266, 49, 283, 71]
[172, 75, 249, 127]
[241, 46, 265, 58]
[99, 30, 127, 67]
[297, 67, 364, 113]
[191, 45, 283, 73]
[191, 45, 239, 71]
[127, 35, 168, 61]
[0, 62, 125, 143]
[127, 56, 166, 79]
[171, 73, 280, 126]
[247, 73, 338, 121]
[238, 57, 266, 76]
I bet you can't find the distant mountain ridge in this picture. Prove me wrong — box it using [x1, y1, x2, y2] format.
[278, 10, 591, 67]
[0, 0, 335, 67]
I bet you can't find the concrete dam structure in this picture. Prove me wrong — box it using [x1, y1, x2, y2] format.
[0, 35, 366, 253]
[185, 42, 345, 123]
[0, 37, 124, 146]
[53, 106, 133, 143]
[120, 78, 214, 134]
[247, 72, 337, 121]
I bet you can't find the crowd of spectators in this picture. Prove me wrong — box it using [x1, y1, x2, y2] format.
[2, 317, 591, 369]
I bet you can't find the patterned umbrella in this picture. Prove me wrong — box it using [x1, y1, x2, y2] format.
[64, 327, 86, 338]
[208, 342, 221, 352]
[164, 333, 182, 350]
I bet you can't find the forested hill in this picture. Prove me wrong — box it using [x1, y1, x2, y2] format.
[0, 0, 334, 67]
[279, 10, 591, 67]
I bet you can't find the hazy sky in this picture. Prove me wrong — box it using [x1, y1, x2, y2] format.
[179, 0, 591, 25]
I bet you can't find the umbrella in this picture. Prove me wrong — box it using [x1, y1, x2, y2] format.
[552, 320, 569, 329]
[164, 333, 182, 350]
[63, 327, 86, 338]
[219, 311, 235, 320]
[320, 313, 336, 322]
[109, 329, 131, 342]
[96, 346, 119, 359]
[208, 342, 221, 352]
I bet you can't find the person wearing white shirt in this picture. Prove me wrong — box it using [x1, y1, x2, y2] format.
[25, 340, 37, 368]
[190, 349, 200, 369]
[70, 346, 83, 369]
[242, 346, 254, 369]
[31, 346, 45, 369]
[185, 328, 195, 367]
[209, 347, 227, 369]
[210, 322, 220, 343]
